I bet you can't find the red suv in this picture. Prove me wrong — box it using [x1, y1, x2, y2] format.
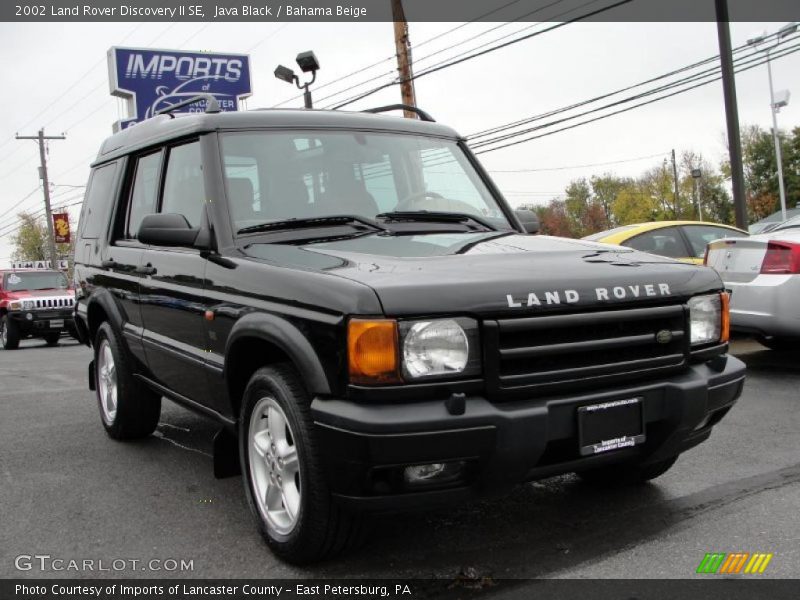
[0, 269, 75, 349]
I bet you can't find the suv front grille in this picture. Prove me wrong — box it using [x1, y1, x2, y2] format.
[31, 297, 74, 310]
[484, 304, 688, 397]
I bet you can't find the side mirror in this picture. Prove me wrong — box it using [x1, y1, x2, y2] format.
[515, 209, 540, 234]
[138, 213, 200, 247]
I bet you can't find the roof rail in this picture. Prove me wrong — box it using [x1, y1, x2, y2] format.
[155, 94, 221, 117]
[362, 104, 435, 122]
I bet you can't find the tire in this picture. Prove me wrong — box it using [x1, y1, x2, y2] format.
[1, 315, 20, 350]
[578, 456, 678, 486]
[44, 332, 61, 346]
[239, 363, 363, 564]
[756, 336, 799, 352]
[94, 322, 161, 440]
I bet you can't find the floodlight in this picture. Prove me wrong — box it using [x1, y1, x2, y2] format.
[295, 51, 320, 74]
[274, 65, 297, 84]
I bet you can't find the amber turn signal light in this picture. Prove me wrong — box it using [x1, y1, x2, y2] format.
[720, 291, 730, 343]
[348, 319, 400, 385]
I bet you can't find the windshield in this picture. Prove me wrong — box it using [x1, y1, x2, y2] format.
[3, 271, 69, 291]
[220, 130, 513, 234]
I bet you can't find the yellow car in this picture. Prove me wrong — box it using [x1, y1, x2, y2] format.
[583, 221, 749, 264]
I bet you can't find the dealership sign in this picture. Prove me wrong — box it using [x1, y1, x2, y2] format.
[107, 46, 252, 131]
[11, 260, 70, 271]
[52, 212, 70, 243]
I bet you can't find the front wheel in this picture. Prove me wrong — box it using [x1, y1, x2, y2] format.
[240, 364, 362, 564]
[94, 322, 161, 439]
[577, 456, 678, 486]
[1, 315, 20, 350]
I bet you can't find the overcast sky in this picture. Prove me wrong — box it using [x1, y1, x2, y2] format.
[0, 19, 798, 264]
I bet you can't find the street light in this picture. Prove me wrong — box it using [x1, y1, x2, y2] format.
[274, 51, 320, 109]
[748, 23, 797, 221]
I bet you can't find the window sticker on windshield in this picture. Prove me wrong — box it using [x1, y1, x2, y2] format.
[7, 274, 21, 284]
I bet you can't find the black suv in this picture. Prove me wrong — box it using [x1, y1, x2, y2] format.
[73, 102, 745, 563]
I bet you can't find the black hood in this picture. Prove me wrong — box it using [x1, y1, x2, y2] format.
[243, 232, 722, 317]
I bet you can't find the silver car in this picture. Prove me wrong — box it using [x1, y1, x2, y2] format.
[705, 222, 800, 350]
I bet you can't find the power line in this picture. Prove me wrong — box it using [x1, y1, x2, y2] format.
[270, 0, 535, 108]
[474, 42, 800, 154]
[487, 152, 670, 172]
[469, 29, 796, 146]
[330, 0, 634, 110]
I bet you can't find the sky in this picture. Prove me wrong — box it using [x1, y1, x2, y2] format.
[0, 19, 798, 265]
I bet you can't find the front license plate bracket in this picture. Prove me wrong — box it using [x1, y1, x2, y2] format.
[577, 397, 646, 456]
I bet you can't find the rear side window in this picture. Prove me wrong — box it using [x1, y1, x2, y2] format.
[161, 141, 205, 227]
[78, 163, 118, 239]
[127, 152, 162, 238]
[682, 225, 747, 258]
[624, 227, 689, 259]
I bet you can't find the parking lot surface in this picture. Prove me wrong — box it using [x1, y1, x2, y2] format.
[1, 338, 798, 581]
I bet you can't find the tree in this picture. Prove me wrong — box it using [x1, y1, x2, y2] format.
[534, 199, 573, 237]
[612, 186, 658, 224]
[590, 173, 630, 226]
[680, 151, 734, 225]
[722, 124, 800, 222]
[11, 212, 72, 264]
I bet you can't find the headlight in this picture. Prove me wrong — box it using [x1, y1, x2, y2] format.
[688, 293, 728, 346]
[400, 318, 481, 380]
[8, 301, 22, 311]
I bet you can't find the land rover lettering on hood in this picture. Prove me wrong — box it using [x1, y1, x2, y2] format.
[72, 104, 745, 564]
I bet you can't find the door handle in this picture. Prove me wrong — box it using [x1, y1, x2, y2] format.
[136, 264, 157, 275]
[101, 259, 117, 269]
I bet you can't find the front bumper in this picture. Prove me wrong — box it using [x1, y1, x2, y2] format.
[7, 309, 74, 334]
[312, 356, 745, 511]
[727, 275, 800, 337]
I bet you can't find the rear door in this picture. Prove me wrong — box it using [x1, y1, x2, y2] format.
[137, 139, 211, 406]
[91, 152, 162, 364]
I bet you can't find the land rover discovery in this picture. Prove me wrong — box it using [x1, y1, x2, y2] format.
[73, 101, 746, 563]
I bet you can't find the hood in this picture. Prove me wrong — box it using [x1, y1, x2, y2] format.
[242, 232, 722, 316]
[3, 288, 73, 300]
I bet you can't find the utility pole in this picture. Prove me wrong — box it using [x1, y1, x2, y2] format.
[671, 149, 680, 219]
[715, 0, 748, 230]
[15, 128, 65, 271]
[391, 0, 417, 118]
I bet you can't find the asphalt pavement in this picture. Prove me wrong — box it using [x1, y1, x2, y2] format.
[0, 337, 798, 581]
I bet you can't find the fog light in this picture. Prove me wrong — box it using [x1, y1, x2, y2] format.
[26, 313, 33, 321]
[403, 461, 465, 486]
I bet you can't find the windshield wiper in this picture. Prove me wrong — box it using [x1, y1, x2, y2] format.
[375, 211, 497, 231]
[237, 215, 387, 235]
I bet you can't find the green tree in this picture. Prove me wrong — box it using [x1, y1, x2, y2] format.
[722, 124, 800, 222]
[10, 212, 72, 264]
[590, 173, 631, 226]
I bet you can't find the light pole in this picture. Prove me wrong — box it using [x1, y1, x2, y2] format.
[748, 23, 797, 222]
[691, 168, 703, 221]
[274, 51, 320, 109]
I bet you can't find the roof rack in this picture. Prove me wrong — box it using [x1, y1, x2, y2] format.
[155, 94, 221, 117]
[362, 104, 435, 122]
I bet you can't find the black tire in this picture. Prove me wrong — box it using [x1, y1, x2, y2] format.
[756, 336, 799, 352]
[94, 322, 161, 440]
[578, 456, 678, 486]
[44, 332, 61, 346]
[1, 315, 20, 350]
[239, 363, 363, 564]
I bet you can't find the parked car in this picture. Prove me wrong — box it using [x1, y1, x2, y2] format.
[584, 221, 748, 264]
[705, 222, 800, 350]
[0, 269, 75, 349]
[73, 100, 745, 563]
[748, 206, 800, 234]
